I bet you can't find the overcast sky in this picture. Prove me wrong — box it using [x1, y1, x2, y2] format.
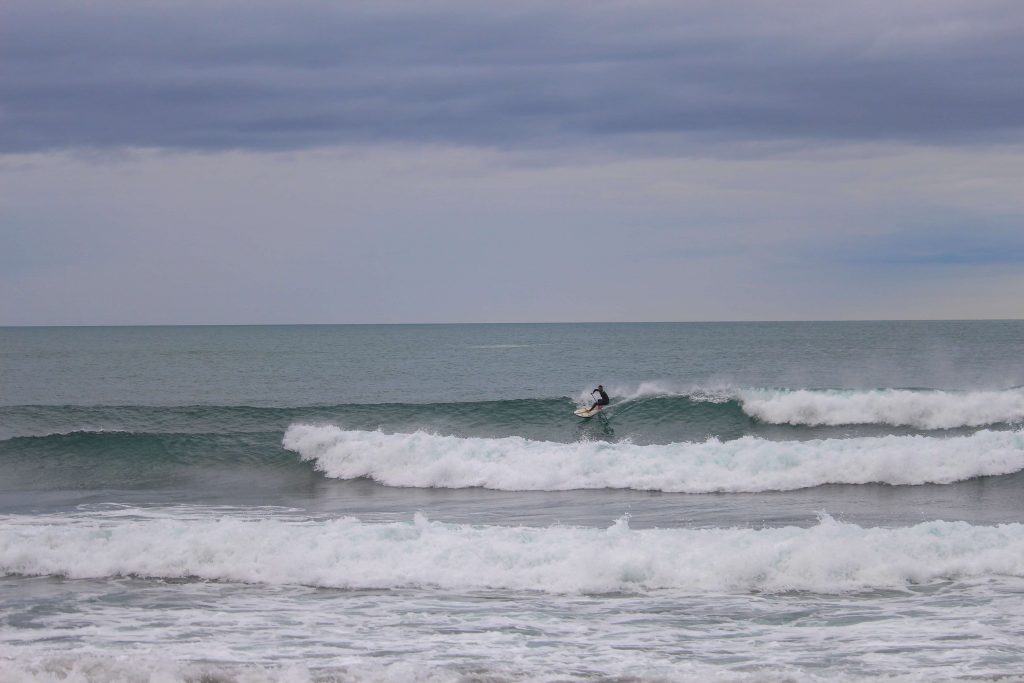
[2, 0, 1023, 324]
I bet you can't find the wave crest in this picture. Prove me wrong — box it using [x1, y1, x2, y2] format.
[736, 388, 1024, 429]
[282, 424, 1024, 492]
[3, 511, 1023, 594]
[577, 384, 1024, 429]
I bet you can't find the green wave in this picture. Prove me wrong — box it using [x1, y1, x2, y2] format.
[0, 430, 298, 490]
[0, 396, 754, 443]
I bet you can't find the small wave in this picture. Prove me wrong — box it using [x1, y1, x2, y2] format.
[0, 429, 281, 458]
[466, 343, 535, 349]
[0, 400, 573, 441]
[0, 427, 132, 440]
[737, 388, 1024, 429]
[0, 432, 298, 490]
[283, 424, 1024, 492]
[5, 389, 1024, 450]
[3, 511, 1023, 594]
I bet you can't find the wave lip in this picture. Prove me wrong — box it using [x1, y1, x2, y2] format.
[283, 424, 1024, 493]
[737, 388, 1024, 429]
[3, 512, 1024, 594]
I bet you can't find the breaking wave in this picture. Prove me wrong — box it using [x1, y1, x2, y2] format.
[283, 424, 1024, 492]
[2, 510, 1023, 595]
[575, 384, 1024, 430]
[734, 388, 1024, 429]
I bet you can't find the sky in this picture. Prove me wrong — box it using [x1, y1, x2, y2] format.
[2, 0, 1023, 324]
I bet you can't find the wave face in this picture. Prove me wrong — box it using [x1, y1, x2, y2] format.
[283, 424, 1024, 492]
[735, 388, 1024, 429]
[0, 430, 298, 492]
[3, 510, 1022, 594]
[0, 397, 752, 445]
[4, 388, 1022, 445]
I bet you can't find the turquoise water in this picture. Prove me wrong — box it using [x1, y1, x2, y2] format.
[2, 322, 1024, 681]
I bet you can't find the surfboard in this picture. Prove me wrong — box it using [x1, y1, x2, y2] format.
[574, 405, 603, 418]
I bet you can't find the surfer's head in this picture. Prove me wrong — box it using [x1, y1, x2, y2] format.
[597, 385, 604, 390]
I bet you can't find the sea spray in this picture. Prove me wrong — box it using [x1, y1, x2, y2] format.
[736, 388, 1024, 429]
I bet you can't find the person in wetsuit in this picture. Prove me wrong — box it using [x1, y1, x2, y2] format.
[590, 385, 610, 411]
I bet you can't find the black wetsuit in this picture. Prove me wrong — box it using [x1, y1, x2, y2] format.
[594, 388, 610, 406]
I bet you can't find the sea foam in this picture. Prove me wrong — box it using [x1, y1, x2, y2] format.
[282, 424, 1024, 492]
[0, 651, 944, 683]
[736, 388, 1024, 429]
[2, 511, 1023, 594]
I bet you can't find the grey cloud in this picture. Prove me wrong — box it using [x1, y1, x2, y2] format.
[1, 0, 1023, 153]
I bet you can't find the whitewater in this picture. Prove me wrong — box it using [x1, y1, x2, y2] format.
[3, 509, 1024, 594]
[734, 387, 1024, 429]
[283, 423, 1024, 492]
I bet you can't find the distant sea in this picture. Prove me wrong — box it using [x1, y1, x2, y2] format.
[2, 322, 1024, 682]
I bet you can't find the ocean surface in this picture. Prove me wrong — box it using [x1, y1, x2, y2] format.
[2, 321, 1024, 682]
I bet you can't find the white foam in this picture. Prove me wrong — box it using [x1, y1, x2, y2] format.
[0, 654, 460, 683]
[3, 511, 1024, 595]
[0, 655, 311, 683]
[282, 423, 1024, 492]
[738, 388, 1024, 429]
[0, 651, 943, 683]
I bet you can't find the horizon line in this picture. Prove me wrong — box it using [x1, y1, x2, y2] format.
[2, 318, 1022, 329]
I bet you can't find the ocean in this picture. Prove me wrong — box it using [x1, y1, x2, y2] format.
[1, 321, 1023, 682]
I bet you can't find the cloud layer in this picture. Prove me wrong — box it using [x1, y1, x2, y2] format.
[3, 0, 1023, 153]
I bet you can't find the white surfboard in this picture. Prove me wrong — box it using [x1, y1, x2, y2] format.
[574, 405, 603, 418]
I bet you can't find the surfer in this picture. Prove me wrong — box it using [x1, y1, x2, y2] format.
[590, 385, 610, 411]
